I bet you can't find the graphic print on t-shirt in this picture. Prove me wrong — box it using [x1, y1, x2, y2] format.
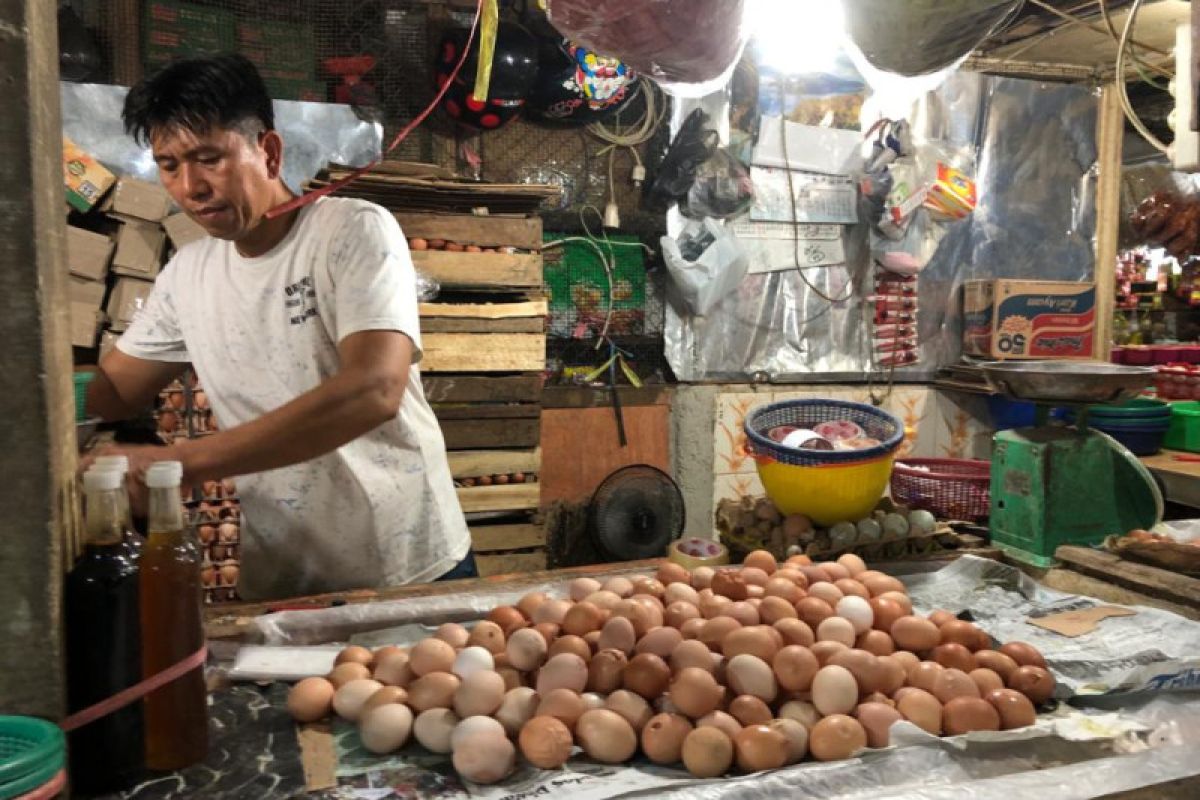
[285, 276, 319, 325]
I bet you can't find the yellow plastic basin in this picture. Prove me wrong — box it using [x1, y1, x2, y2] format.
[756, 451, 896, 526]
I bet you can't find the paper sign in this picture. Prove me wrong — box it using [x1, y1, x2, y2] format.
[1027, 605, 1137, 638]
[749, 167, 859, 225]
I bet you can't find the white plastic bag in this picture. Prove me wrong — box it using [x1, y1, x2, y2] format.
[661, 218, 750, 316]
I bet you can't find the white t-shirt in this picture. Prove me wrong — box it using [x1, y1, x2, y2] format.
[118, 196, 470, 601]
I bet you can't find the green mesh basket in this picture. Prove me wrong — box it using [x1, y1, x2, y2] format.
[72, 371, 96, 423]
[0, 717, 64, 799]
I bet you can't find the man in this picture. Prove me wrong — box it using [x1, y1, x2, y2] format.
[86, 54, 473, 600]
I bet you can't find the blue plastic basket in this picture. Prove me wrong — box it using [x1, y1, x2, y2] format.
[744, 398, 904, 467]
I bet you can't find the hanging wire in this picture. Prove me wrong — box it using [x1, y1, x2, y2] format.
[1115, 0, 1170, 154]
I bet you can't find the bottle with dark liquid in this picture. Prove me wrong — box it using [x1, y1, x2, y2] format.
[92, 454, 145, 556]
[141, 461, 208, 770]
[66, 467, 144, 793]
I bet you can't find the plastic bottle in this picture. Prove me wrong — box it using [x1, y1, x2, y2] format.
[140, 461, 208, 770]
[66, 468, 144, 792]
[88, 455, 144, 555]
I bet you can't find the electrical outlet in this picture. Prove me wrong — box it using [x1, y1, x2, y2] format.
[1172, 22, 1200, 171]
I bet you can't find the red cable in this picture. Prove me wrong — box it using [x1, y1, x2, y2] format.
[266, 0, 485, 219]
[60, 645, 208, 732]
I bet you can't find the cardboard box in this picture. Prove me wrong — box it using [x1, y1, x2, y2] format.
[69, 303, 104, 348]
[69, 275, 107, 308]
[106, 277, 155, 331]
[66, 226, 114, 281]
[103, 178, 172, 222]
[963, 279, 1096, 360]
[162, 212, 206, 250]
[112, 219, 166, 279]
[63, 136, 116, 212]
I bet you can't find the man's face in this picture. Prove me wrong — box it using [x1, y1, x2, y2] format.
[150, 124, 278, 241]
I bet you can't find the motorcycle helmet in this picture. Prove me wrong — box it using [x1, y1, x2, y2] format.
[435, 22, 539, 131]
[527, 36, 638, 126]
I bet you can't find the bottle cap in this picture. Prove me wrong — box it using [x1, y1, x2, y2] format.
[93, 455, 130, 471]
[145, 461, 184, 488]
[83, 469, 123, 492]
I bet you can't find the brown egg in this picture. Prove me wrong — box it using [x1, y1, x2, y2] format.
[812, 664, 859, 716]
[670, 639, 717, 675]
[711, 569, 750, 601]
[198, 525, 217, 545]
[835, 579, 871, 600]
[624, 653, 672, 700]
[602, 576, 635, 598]
[682, 726, 734, 778]
[680, 617, 706, 640]
[665, 601, 702, 629]
[467, 621, 506, 655]
[896, 688, 942, 735]
[633, 593, 665, 619]
[835, 552, 867, 576]
[517, 592, 549, 619]
[724, 694, 768, 726]
[410, 639, 457, 677]
[549, 634, 592, 663]
[657, 562, 691, 586]
[454, 669, 507, 718]
[699, 616, 743, 652]
[772, 619, 814, 649]
[570, 578, 602, 602]
[632, 578, 666, 600]
[532, 599, 574, 626]
[1008, 665, 1055, 705]
[862, 691, 894, 706]
[856, 630, 895, 656]
[726, 654, 778, 703]
[612, 599, 655, 637]
[772, 645, 819, 693]
[642, 713, 693, 765]
[635, 628, 682, 661]
[939, 620, 987, 652]
[506, 627, 549, 672]
[763, 578, 801, 605]
[288, 677, 336, 722]
[598, 616, 637, 655]
[332, 678, 384, 722]
[588, 648, 629, 694]
[496, 666, 523, 692]
[452, 732, 515, 785]
[363, 685, 409, 714]
[932, 668, 980, 703]
[407, 672, 460, 713]
[328, 662, 372, 688]
[577, 709, 638, 763]
[664, 583, 701, 607]
[434, 623, 470, 649]
[519, 715, 574, 769]
[873, 655, 907, 695]
[373, 645, 405, 663]
[829, 649, 883, 694]
[855, 701, 903, 748]
[862, 574, 907, 597]
[891, 616, 941, 651]
[817, 616, 857, 647]
[907, 660, 944, 693]
[700, 593, 733, 620]
[724, 601, 760, 627]
[666, 666, 722, 718]
[583, 590, 622, 612]
[890, 650, 919, 671]
[697, 710, 743, 740]
[722, 626, 779, 662]
[536, 688, 587, 731]
[691, 567, 716, 590]
[928, 610, 957, 627]
[809, 714, 867, 761]
[810, 640, 850, 666]
[488, 606, 529, 635]
[999, 642, 1047, 669]
[820, 562, 852, 582]
[561, 602, 606, 637]
[974, 650, 1019, 683]
[930, 643, 977, 672]
[878, 591, 913, 615]
[969, 668, 1004, 696]
[538, 653, 589, 695]
[808, 582, 845, 607]
[743, 549, 779, 575]
[942, 696, 1000, 735]
[985, 688, 1038, 730]
[734, 724, 790, 772]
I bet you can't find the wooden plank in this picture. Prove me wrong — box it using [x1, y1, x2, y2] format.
[1055, 545, 1200, 609]
[395, 212, 542, 250]
[422, 333, 545, 372]
[441, 418, 540, 450]
[448, 448, 541, 479]
[543, 385, 671, 409]
[412, 250, 543, 289]
[1093, 83, 1123, 361]
[422, 317, 544, 333]
[420, 298, 547, 319]
[435, 405, 540, 421]
[457, 483, 541, 513]
[469, 523, 546, 553]
[476, 551, 548, 577]
[297, 722, 337, 792]
[1140, 450, 1200, 509]
[540, 405, 672, 505]
[423, 374, 543, 404]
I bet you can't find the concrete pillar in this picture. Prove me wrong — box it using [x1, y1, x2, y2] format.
[0, 0, 73, 718]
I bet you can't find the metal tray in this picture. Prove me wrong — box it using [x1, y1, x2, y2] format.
[979, 360, 1156, 405]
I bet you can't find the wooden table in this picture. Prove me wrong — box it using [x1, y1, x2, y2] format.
[1141, 449, 1200, 508]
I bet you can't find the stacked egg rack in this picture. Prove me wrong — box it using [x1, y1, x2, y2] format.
[402, 211, 549, 577]
[155, 373, 241, 603]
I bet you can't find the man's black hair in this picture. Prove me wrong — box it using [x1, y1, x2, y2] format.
[122, 53, 274, 145]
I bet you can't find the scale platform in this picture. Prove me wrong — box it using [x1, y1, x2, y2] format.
[980, 361, 1162, 567]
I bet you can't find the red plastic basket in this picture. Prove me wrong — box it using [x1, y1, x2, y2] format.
[890, 458, 991, 521]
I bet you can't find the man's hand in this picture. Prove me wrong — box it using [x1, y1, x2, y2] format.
[81, 443, 186, 517]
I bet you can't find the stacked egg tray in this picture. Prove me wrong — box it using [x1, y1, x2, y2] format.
[716, 496, 958, 566]
[156, 374, 241, 603]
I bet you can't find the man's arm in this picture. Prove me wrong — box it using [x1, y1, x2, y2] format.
[165, 329, 412, 485]
[87, 349, 190, 421]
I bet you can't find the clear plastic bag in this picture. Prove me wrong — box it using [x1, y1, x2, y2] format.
[661, 218, 750, 316]
[415, 270, 439, 302]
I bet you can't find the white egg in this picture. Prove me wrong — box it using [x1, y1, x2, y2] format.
[359, 703, 413, 754]
[450, 715, 506, 752]
[414, 708, 460, 754]
[836, 595, 874, 634]
[332, 679, 383, 722]
[812, 665, 859, 716]
[452, 646, 495, 680]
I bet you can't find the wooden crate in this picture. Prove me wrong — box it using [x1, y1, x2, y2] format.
[475, 549, 548, 577]
[422, 333, 546, 373]
[457, 482, 540, 514]
[470, 523, 546, 552]
[448, 448, 541, 479]
[413, 251, 543, 291]
[396, 212, 543, 251]
[424, 374, 543, 404]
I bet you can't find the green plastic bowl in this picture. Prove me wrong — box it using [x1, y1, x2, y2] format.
[1083, 398, 1170, 418]
[0, 716, 64, 800]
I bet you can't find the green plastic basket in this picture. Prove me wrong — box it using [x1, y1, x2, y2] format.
[1166, 401, 1200, 453]
[72, 371, 95, 423]
[0, 717, 64, 800]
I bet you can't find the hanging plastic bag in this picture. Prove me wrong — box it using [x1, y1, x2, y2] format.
[644, 108, 719, 213]
[684, 148, 755, 220]
[661, 218, 749, 316]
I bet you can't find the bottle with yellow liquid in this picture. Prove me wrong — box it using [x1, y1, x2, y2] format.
[90, 454, 144, 556]
[141, 461, 208, 770]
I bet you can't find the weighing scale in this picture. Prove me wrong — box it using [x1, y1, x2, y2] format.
[981, 361, 1163, 567]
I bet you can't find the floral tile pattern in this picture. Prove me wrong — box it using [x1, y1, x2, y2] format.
[713, 391, 773, 475]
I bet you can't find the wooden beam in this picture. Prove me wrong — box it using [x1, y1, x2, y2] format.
[1094, 82, 1124, 361]
[469, 524, 546, 553]
[422, 333, 546, 372]
[457, 483, 541, 513]
[421, 317, 544, 333]
[423, 374, 544, 403]
[476, 551, 548, 577]
[440, 418, 541, 450]
[435, 405, 540, 421]
[419, 298, 548, 319]
[412, 250, 543, 289]
[395, 212, 542, 250]
[1055, 545, 1200, 609]
[448, 449, 541, 479]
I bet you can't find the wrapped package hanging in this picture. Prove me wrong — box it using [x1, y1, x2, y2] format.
[544, 0, 747, 95]
[645, 108, 719, 214]
[684, 147, 755, 219]
[661, 218, 750, 316]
